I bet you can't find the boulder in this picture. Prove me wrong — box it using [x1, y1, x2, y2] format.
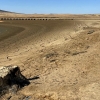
[0, 65, 30, 95]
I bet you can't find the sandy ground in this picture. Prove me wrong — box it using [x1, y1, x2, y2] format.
[0, 20, 100, 100]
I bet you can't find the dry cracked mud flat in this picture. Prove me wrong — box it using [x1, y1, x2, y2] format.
[0, 20, 100, 100]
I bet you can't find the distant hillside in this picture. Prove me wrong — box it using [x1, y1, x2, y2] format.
[0, 9, 100, 19]
[0, 10, 12, 13]
[0, 10, 21, 14]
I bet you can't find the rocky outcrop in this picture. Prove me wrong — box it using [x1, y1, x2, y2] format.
[0, 65, 30, 95]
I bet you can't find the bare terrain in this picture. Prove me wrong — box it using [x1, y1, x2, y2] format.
[0, 11, 100, 100]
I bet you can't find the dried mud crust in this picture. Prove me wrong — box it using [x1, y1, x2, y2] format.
[0, 20, 100, 100]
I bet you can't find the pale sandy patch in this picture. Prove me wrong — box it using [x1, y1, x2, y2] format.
[0, 21, 3, 22]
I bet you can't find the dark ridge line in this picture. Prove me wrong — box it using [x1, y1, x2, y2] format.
[0, 10, 16, 13]
[0, 9, 24, 14]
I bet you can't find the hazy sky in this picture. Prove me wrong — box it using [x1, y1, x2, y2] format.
[0, 0, 100, 14]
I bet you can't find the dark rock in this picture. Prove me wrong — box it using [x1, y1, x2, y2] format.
[24, 96, 31, 100]
[87, 30, 95, 34]
[0, 65, 30, 96]
[45, 52, 58, 58]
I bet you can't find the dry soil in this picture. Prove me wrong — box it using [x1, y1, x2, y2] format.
[0, 20, 100, 100]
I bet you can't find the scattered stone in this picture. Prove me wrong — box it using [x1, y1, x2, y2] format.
[72, 51, 87, 56]
[65, 38, 68, 41]
[87, 30, 95, 34]
[50, 59, 56, 62]
[24, 96, 31, 100]
[6, 95, 12, 100]
[45, 52, 58, 58]
[7, 56, 12, 61]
